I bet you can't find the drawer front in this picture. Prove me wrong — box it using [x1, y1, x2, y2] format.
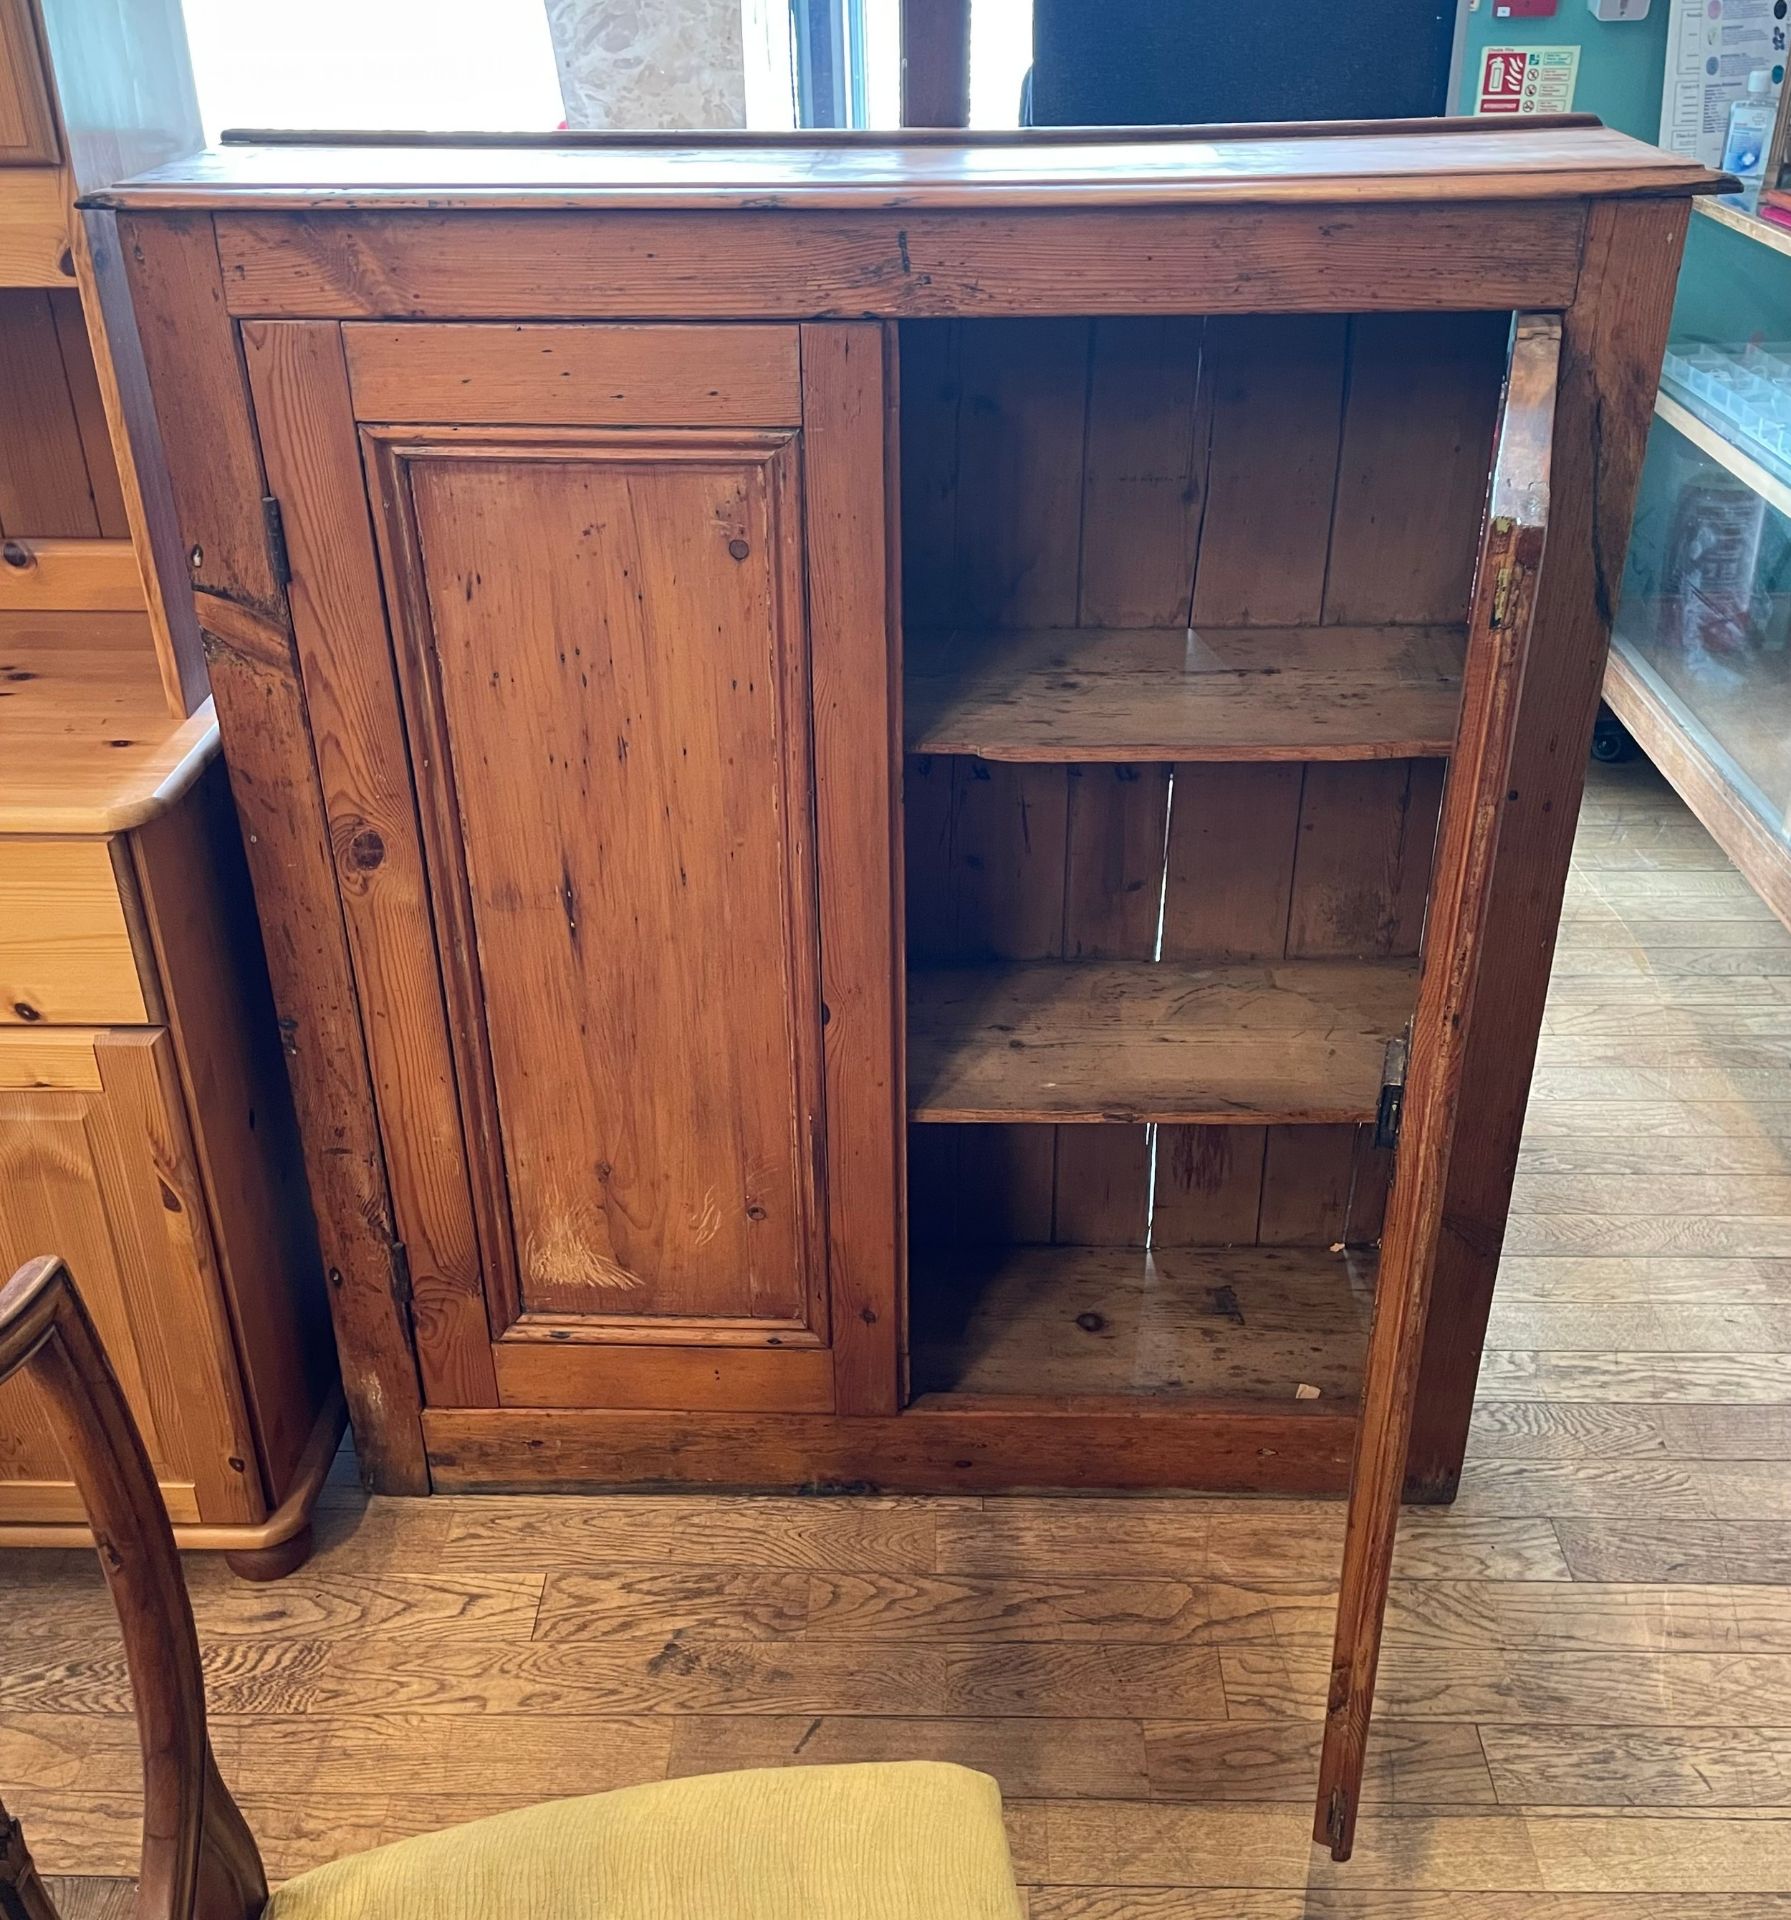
[0, 837, 150, 1024]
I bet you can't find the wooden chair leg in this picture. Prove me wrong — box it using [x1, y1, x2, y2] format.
[0, 1258, 268, 1920]
[0, 1800, 61, 1920]
[225, 1521, 314, 1584]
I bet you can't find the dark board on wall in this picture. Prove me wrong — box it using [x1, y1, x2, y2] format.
[1030, 0, 1457, 127]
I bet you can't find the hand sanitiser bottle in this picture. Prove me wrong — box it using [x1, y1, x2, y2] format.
[1723, 69, 1777, 190]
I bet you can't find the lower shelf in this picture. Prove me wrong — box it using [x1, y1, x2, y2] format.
[909, 1243, 1374, 1406]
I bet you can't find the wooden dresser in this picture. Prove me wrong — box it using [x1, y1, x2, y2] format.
[92, 121, 1714, 1531]
[0, 0, 338, 1577]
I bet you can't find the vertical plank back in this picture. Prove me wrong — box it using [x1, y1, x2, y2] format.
[899, 308, 1506, 1257]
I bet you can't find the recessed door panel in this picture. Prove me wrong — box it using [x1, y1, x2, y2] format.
[380, 432, 825, 1337]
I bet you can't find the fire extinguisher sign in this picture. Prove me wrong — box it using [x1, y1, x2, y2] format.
[1477, 45, 1581, 115]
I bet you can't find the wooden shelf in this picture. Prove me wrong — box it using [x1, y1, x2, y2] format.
[905, 623, 1466, 762]
[907, 957, 1416, 1125]
[0, 611, 216, 832]
[909, 1243, 1374, 1404]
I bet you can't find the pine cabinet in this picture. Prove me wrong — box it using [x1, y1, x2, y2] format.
[99, 116, 1716, 1857]
[98, 128, 1708, 1503]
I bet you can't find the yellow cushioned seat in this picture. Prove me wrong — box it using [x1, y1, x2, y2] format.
[263, 1760, 1025, 1920]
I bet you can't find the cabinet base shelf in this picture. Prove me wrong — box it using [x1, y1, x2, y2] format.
[423, 1402, 1360, 1496]
[910, 1243, 1373, 1405]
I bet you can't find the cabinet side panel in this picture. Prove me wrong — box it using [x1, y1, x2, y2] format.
[1405, 200, 1692, 1501]
[109, 208, 428, 1492]
[132, 765, 334, 1503]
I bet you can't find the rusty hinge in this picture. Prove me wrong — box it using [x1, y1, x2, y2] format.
[390, 1238, 414, 1313]
[1489, 558, 1517, 631]
[261, 494, 292, 590]
[1374, 1027, 1410, 1152]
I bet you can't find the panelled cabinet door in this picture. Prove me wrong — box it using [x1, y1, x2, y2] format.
[245, 321, 900, 1419]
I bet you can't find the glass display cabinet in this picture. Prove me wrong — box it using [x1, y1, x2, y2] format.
[1608, 334, 1791, 924]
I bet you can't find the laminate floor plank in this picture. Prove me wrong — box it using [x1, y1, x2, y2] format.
[1480, 1725, 1791, 1807]
[1486, 1255, 1791, 1301]
[36, 755, 1791, 1908]
[664, 1714, 1152, 1798]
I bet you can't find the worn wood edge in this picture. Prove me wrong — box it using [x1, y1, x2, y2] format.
[86, 160, 1722, 214]
[421, 1404, 1358, 1494]
[1604, 638, 1791, 935]
[0, 1388, 344, 1553]
[209, 113, 1608, 149]
[0, 701, 218, 834]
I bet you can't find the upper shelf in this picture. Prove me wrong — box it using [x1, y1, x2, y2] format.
[91, 117, 1727, 212]
[908, 957, 1417, 1126]
[906, 624, 1465, 764]
[0, 611, 217, 833]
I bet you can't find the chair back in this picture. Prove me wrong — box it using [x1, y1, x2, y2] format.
[0, 1257, 267, 1920]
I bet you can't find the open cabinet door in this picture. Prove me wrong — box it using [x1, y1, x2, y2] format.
[1314, 313, 1562, 1861]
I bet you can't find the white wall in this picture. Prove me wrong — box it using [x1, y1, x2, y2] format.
[181, 0, 564, 139]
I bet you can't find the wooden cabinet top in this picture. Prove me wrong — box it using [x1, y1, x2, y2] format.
[89, 116, 1723, 213]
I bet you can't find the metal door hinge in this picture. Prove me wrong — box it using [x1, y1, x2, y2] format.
[261, 494, 291, 590]
[390, 1238, 413, 1312]
[1374, 1028, 1410, 1152]
[1490, 554, 1518, 630]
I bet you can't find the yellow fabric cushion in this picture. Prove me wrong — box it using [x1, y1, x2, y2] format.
[263, 1761, 1024, 1920]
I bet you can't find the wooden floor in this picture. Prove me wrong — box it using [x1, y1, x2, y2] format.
[20, 754, 1791, 1915]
